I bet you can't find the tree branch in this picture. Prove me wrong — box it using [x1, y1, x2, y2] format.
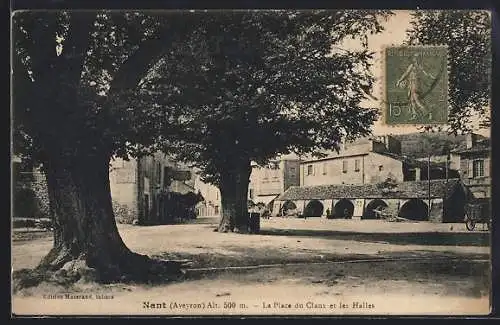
[12, 52, 34, 114]
[108, 26, 174, 95]
[60, 12, 97, 89]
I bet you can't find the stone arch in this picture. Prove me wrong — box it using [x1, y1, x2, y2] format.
[281, 200, 297, 216]
[398, 199, 429, 221]
[363, 199, 388, 220]
[303, 200, 324, 217]
[334, 199, 354, 219]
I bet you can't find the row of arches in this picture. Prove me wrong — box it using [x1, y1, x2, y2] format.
[281, 198, 429, 221]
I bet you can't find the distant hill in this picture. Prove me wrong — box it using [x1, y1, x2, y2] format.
[391, 132, 487, 158]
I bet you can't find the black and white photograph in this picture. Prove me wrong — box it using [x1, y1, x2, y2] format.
[11, 9, 492, 316]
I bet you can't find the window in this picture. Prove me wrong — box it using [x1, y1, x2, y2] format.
[163, 167, 171, 187]
[322, 163, 328, 175]
[473, 160, 485, 177]
[114, 159, 125, 168]
[249, 189, 254, 199]
[342, 160, 348, 173]
[378, 165, 384, 172]
[307, 165, 314, 176]
[354, 159, 360, 172]
[289, 167, 296, 177]
[262, 169, 269, 182]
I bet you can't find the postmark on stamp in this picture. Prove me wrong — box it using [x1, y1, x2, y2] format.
[383, 45, 448, 125]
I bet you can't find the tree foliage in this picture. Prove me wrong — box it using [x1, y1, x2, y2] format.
[406, 10, 491, 133]
[11, 11, 196, 284]
[137, 10, 392, 187]
[12, 11, 192, 165]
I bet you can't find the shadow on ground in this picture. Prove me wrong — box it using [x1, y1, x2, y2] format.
[157, 249, 490, 298]
[12, 230, 52, 242]
[258, 228, 490, 247]
[154, 245, 490, 270]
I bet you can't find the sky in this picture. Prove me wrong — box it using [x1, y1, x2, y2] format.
[279, 11, 489, 160]
[344, 10, 489, 137]
[356, 11, 415, 136]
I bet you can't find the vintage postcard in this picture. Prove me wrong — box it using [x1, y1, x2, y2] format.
[11, 9, 492, 316]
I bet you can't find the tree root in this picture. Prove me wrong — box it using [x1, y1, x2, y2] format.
[233, 226, 249, 234]
[217, 222, 232, 233]
[217, 223, 250, 234]
[217, 218, 251, 233]
[12, 252, 188, 293]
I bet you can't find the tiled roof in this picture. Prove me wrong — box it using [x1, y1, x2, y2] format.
[452, 141, 491, 154]
[302, 150, 445, 170]
[373, 151, 443, 169]
[276, 179, 466, 201]
[300, 151, 368, 163]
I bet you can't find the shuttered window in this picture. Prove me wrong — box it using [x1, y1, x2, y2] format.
[473, 159, 485, 178]
[484, 158, 490, 177]
[467, 160, 474, 178]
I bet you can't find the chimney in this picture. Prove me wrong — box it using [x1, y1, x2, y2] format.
[465, 133, 477, 149]
[372, 135, 401, 154]
[383, 135, 401, 154]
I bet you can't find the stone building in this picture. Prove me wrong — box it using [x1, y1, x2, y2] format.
[273, 178, 472, 223]
[109, 152, 203, 225]
[270, 134, 478, 223]
[194, 174, 221, 217]
[11, 156, 50, 219]
[248, 156, 301, 207]
[299, 136, 454, 187]
[451, 133, 491, 199]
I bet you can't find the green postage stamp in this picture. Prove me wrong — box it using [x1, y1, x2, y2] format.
[383, 45, 449, 125]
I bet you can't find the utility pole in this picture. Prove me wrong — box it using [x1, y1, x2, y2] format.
[428, 151, 431, 218]
[445, 160, 448, 182]
[445, 154, 449, 182]
[425, 130, 433, 219]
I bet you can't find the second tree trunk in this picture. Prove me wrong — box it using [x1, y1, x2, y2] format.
[217, 160, 251, 233]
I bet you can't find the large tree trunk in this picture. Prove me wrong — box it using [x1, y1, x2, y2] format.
[12, 13, 188, 290]
[33, 152, 181, 284]
[217, 159, 252, 233]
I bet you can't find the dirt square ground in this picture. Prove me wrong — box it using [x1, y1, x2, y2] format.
[12, 217, 491, 316]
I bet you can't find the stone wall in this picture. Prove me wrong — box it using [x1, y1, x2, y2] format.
[429, 198, 444, 223]
[113, 200, 137, 224]
[13, 166, 51, 219]
[109, 158, 139, 223]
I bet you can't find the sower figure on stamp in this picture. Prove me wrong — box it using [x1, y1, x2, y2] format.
[396, 54, 435, 120]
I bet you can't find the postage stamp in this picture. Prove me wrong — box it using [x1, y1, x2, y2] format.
[383, 45, 449, 125]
